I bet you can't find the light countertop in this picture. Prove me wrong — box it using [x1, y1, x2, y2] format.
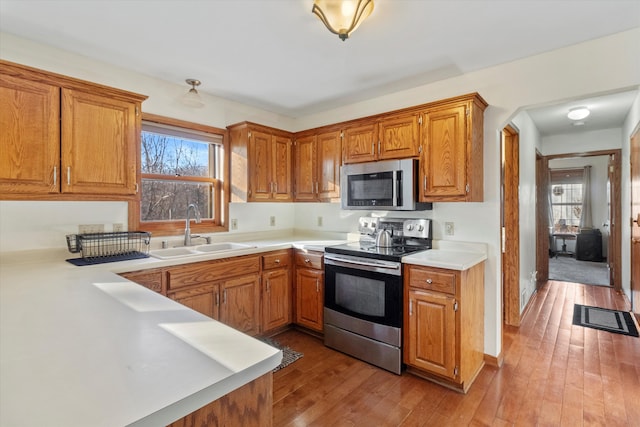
[0, 233, 485, 426]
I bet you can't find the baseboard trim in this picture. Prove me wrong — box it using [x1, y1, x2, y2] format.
[484, 352, 503, 368]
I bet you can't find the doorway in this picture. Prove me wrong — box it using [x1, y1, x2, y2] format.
[542, 150, 621, 290]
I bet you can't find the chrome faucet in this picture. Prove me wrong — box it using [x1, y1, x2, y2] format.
[184, 204, 202, 246]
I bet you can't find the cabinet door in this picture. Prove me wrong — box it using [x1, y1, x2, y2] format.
[221, 274, 261, 335]
[406, 289, 456, 379]
[61, 89, 138, 195]
[378, 113, 419, 160]
[170, 284, 220, 320]
[316, 130, 342, 201]
[263, 269, 291, 332]
[295, 268, 324, 332]
[342, 123, 377, 164]
[0, 74, 60, 194]
[420, 104, 467, 200]
[293, 134, 317, 201]
[248, 129, 273, 201]
[272, 134, 293, 201]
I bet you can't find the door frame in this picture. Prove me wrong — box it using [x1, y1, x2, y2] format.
[501, 125, 520, 326]
[630, 123, 640, 318]
[544, 149, 622, 290]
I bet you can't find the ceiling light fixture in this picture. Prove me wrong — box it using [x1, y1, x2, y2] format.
[312, 0, 374, 41]
[182, 78, 204, 108]
[567, 106, 590, 121]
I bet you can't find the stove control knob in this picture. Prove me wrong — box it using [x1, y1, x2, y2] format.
[417, 224, 424, 232]
[406, 224, 414, 231]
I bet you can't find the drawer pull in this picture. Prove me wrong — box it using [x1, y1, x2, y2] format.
[304, 258, 311, 263]
[274, 259, 280, 264]
[426, 278, 433, 284]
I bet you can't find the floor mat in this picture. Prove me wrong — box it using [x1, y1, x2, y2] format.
[572, 304, 639, 337]
[260, 337, 303, 371]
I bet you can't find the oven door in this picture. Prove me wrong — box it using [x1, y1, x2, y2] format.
[324, 253, 402, 328]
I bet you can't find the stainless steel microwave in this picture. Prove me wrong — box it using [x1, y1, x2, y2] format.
[340, 159, 432, 211]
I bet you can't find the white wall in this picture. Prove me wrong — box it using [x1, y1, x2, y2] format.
[1, 28, 639, 359]
[511, 112, 542, 312]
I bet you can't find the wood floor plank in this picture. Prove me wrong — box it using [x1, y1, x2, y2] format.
[271, 281, 639, 426]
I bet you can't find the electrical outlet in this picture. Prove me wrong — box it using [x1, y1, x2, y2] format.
[317, 216, 323, 227]
[444, 222, 454, 236]
[230, 219, 238, 230]
[270, 216, 276, 227]
[79, 224, 104, 234]
[112, 223, 124, 232]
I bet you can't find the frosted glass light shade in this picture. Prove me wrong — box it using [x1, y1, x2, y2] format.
[312, 0, 374, 41]
[567, 107, 590, 120]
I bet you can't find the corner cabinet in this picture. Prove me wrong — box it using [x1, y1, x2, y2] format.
[419, 94, 487, 202]
[403, 261, 485, 393]
[0, 60, 146, 199]
[294, 250, 324, 333]
[293, 130, 342, 202]
[228, 122, 293, 202]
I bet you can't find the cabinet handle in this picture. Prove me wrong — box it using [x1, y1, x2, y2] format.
[215, 292, 220, 306]
[315, 182, 319, 194]
[371, 142, 375, 155]
[423, 176, 427, 191]
[274, 182, 278, 193]
[316, 279, 319, 293]
[266, 279, 270, 293]
[67, 166, 71, 186]
[378, 140, 381, 154]
[53, 166, 57, 187]
[426, 278, 433, 284]
[409, 300, 413, 316]
[223, 289, 227, 304]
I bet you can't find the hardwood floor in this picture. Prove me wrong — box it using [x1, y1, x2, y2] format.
[272, 281, 640, 426]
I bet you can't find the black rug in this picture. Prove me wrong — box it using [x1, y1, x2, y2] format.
[573, 304, 639, 337]
[260, 337, 303, 372]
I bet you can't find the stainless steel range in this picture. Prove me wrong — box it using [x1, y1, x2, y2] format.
[323, 216, 432, 374]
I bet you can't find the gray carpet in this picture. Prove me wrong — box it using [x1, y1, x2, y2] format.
[549, 256, 609, 286]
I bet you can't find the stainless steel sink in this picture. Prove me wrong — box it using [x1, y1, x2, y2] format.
[149, 242, 255, 259]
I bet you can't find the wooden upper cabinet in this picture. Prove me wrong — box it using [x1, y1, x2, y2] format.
[378, 113, 420, 160]
[0, 74, 60, 194]
[0, 60, 146, 200]
[61, 89, 138, 195]
[294, 130, 341, 202]
[229, 122, 293, 202]
[342, 122, 377, 164]
[419, 94, 486, 202]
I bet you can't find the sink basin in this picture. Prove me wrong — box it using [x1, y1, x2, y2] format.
[193, 242, 254, 252]
[149, 247, 198, 259]
[149, 242, 255, 259]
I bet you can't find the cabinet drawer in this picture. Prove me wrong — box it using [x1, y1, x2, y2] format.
[407, 265, 456, 295]
[262, 250, 291, 270]
[168, 256, 260, 290]
[295, 251, 323, 270]
[119, 269, 165, 294]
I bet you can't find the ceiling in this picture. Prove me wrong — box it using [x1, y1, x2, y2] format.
[1, 0, 638, 133]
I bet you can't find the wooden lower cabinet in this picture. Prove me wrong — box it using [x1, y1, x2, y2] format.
[403, 262, 485, 393]
[295, 268, 324, 332]
[220, 274, 261, 335]
[263, 269, 291, 332]
[168, 372, 272, 427]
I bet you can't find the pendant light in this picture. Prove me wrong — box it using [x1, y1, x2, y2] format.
[182, 79, 204, 108]
[312, 0, 374, 41]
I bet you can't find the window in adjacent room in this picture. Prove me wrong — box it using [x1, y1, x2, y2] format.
[136, 114, 228, 235]
[549, 168, 584, 233]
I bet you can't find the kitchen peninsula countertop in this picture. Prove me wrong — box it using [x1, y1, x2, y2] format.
[0, 233, 485, 426]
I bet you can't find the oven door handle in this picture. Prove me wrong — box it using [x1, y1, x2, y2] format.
[324, 254, 401, 272]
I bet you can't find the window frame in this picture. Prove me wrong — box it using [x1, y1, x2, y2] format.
[131, 113, 229, 236]
[549, 168, 584, 232]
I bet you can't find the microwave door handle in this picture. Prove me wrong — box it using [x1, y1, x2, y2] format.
[393, 170, 399, 207]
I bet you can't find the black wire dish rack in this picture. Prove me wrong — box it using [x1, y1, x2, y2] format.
[65, 231, 151, 266]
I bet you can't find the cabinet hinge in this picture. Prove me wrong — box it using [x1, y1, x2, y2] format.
[135, 106, 139, 117]
[454, 366, 459, 376]
[340, 131, 344, 139]
[293, 140, 297, 146]
[135, 183, 139, 193]
[418, 145, 422, 154]
[465, 108, 470, 116]
[418, 115, 423, 125]
[453, 300, 458, 312]
[248, 131, 252, 138]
